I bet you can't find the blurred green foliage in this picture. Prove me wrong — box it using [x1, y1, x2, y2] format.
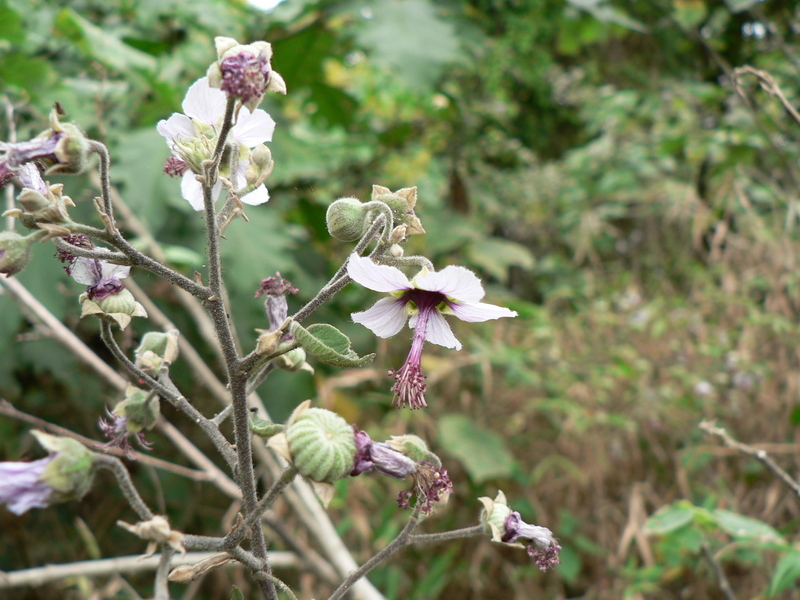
[3, 0, 800, 598]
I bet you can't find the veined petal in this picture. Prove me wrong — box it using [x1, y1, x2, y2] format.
[241, 184, 270, 206]
[423, 309, 461, 350]
[70, 257, 102, 286]
[352, 297, 409, 338]
[415, 265, 485, 303]
[233, 109, 276, 146]
[157, 114, 194, 145]
[347, 255, 411, 293]
[447, 301, 518, 323]
[100, 261, 131, 281]
[182, 78, 226, 125]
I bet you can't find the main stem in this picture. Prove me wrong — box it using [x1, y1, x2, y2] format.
[203, 97, 277, 600]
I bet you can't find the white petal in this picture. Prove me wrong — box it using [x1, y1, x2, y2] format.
[423, 309, 461, 350]
[180, 173, 222, 211]
[101, 261, 131, 280]
[347, 255, 411, 293]
[447, 301, 518, 323]
[233, 109, 276, 146]
[157, 114, 194, 144]
[241, 184, 270, 206]
[182, 77, 226, 125]
[352, 297, 408, 338]
[415, 265, 485, 302]
[71, 257, 101, 285]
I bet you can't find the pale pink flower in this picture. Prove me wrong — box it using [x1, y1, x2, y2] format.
[348, 255, 517, 408]
[157, 77, 275, 210]
[0, 457, 55, 515]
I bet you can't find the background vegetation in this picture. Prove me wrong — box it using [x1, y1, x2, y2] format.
[2, 0, 800, 598]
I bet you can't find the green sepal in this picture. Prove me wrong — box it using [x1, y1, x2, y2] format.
[290, 322, 375, 367]
[249, 414, 285, 438]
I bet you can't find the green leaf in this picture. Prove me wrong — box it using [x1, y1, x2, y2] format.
[0, 0, 24, 44]
[55, 9, 157, 74]
[350, 0, 466, 90]
[711, 509, 784, 543]
[644, 502, 695, 534]
[438, 414, 515, 483]
[249, 414, 284, 438]
[565, 0, 648, 33]
[291, 322, 376, 367]
[230, 586, 244, 600]
[768, 550, 800, 598]
[466, 237, 536, 283]
[724, 0, 760, 13]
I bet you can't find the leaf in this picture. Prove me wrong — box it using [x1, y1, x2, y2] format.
[55, 9, 157, 74]
[644, 502, 695, 534]
[291, 322, 376, 367]
[438, 414, 515, 483]
[768, 550, 800, 598]
[724, 0, 760, 13]
[565, 0, 648, 33]
[230, 586, 244, 600]
[350, 0, 466, 90]
[466, 238, 536, 283]
[249, 414, 285, 438]
[711, 509, 783, 543]
[0, 0, 23, 44]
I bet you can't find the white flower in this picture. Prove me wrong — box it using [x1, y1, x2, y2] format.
[347, 254, 517, 408]
[157, 77, 275, 210]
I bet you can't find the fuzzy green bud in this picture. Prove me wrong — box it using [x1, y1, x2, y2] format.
[31, 431, 95, 503]
[370, 185, 425, 237]
[285, 405, 356, 483]
[385, 434, 441, 468]
[114, 386, 160, 433]
[80, 288, 148, 330]
[478, 490, 513, 538]
[41, 110, 91, 175]
[135, 330, 180, 376]
[326, 197, 369, 242]
[0, 230, 45, 276]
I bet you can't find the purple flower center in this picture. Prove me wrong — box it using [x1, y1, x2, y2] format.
[220, 52, 271, 104]
[389, 290, 446, 409]
[164, 156, 188, 178]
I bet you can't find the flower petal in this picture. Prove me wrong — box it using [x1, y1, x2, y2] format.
[71, 256, 103, 285]
[347, 255, 411, 293]
[240, 184, 270, 206]
[157, 114, 195, 145]
[352, 297, 409, 338]
[422, 309, 461, 350]
[415, 265, 485, 303]
[232, 108, 276, 146]
[447, 301, 517, 323]
[181, 173, 223, 211]
[182, 77, 226, 125]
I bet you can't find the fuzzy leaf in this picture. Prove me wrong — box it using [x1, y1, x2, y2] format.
[249, 414, 285, 438]
[291, 322, 375, 367]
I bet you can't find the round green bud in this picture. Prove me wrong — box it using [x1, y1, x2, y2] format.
[326, 197, 369, 242]
[286, 408, 356, 483]
[0, 231, 36, 276]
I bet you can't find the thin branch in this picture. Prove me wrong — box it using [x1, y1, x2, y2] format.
[153, 547, 175, 600]
[93, 454, 154, 521]
[701, 542, 737, 600]
[327, 510, 421, 600]
[0, 552, 298, 589]
[699, 419, 800, 498]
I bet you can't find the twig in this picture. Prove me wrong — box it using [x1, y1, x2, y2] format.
[0, 551, 298, 589]
[731, 66, 800, 128]
[701, 542, 737, 600]
[699, 419, 800, 498]
[93, 454, 154, 521]
[153, 547, 174, 600]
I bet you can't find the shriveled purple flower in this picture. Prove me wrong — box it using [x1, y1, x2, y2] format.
[503, 510, 562, 572]
[347, 254, 518, 409]
[350, 429, 453, 515]
[0, 130, 64, 189]
[208, 37, 287, 111]
[479, 491, 561, 572]
[0, 456, 55, 515]
[255, 273, 299, 332]
[99, 409, 153, 459]
[70, 248, 130, 300]
[56, 234, 93, 276]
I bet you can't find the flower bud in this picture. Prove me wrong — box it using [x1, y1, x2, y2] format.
[385, 434, 440, 467]
[135, 330, 180, 376]
[6, 165, 77, 228]
[370, 185, 425, 237]
[80, 288, 148, 330]
[0, 230, 46, 276]
[39, 110, 91, 175]
[275, 347, 314, 374]
[326, 197, 369, 242]
[115, 386, 160, 433]
[285, 406, 356, 483]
